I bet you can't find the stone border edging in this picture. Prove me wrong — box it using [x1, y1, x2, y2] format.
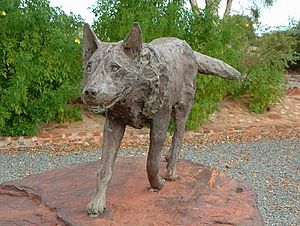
[1, 125, 299, 151]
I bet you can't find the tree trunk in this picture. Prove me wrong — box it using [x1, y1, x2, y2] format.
[223, 0, 233, 18]
[189, 0, 200, 16]
[205, 0, 221, 15]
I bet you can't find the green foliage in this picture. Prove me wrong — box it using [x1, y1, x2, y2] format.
[289, 20, 300, 70]
[187, 11, 297, 125]
[0, 0, 83, 136]
[294, 21, 300, 54]
[92, 0, 192, 42]
[186, 13, 252, 129]
[243, 30, 298, 113]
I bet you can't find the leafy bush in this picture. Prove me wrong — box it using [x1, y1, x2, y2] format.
[185, 13, 252, 129]
[289, 20, 300, 70]
[187, 12, 298, 124]
[0, 0, 83, 136]
[242, 30, 298, 113]
[92, 0, 192, 42]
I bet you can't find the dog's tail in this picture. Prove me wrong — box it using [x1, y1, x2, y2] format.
[193, 51, 242, 80]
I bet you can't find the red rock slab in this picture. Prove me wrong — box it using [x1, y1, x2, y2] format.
[0, 158, 264, 226]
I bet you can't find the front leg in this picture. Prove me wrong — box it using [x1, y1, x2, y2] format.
[87, 113, 125, 217]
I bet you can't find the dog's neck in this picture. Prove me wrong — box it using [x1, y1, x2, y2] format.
[127, 44, 170, 116]
[108, 45, 170, 128]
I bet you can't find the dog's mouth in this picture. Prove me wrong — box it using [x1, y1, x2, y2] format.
[88, 86, 132, 113]
[89, 96, 120, 114]
[89, 105, 105, 114]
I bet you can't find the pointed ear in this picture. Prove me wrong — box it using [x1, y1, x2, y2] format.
[83, 23, 101, 63]
[122, 22, 142, 60]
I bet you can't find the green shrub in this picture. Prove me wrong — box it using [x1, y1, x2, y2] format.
[92, 0, 192, 42]
[292, 21, 300, 56]
[289, 20, 300, 70]
[187, 12, 298, 126]
[242, 30, 298, 113]
[0, 0, 83, 136]
[186, 13, 253, 129]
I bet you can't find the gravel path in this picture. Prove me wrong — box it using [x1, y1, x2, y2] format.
[1, 139, 299, 225]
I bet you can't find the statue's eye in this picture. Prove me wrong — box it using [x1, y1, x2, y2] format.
[86, 63, 92, 73]
[111, 63, 121, 72]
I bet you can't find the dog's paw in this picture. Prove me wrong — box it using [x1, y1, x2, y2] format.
[87, 198, 106, 217]
[165, 169, 176, 181]
[148, 176, 165, 191]
[148, 187, 160, 192]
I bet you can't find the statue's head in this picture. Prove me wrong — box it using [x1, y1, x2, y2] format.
[82, 23, 143, 112]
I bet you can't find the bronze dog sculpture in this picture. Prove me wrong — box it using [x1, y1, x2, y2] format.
[82, 22, 241, 216]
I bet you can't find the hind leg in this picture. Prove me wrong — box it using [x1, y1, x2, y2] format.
[147, 108, 171, 190]
[165, 103, 192, 181]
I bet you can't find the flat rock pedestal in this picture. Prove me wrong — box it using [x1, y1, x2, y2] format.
[0, 158, 264, 226]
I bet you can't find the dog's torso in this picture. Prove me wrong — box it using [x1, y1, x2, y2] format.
[149, 38, 198, 108]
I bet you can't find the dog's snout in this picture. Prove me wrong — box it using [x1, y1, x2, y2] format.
[83, 88, 99, 105]
[83, 84, 117, 105]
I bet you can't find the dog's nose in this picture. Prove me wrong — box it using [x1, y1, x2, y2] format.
[83, 88, 99, 104]
[84, 88, 98, 98]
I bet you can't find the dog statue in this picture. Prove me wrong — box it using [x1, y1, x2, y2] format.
[82, 22, 241, 216]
